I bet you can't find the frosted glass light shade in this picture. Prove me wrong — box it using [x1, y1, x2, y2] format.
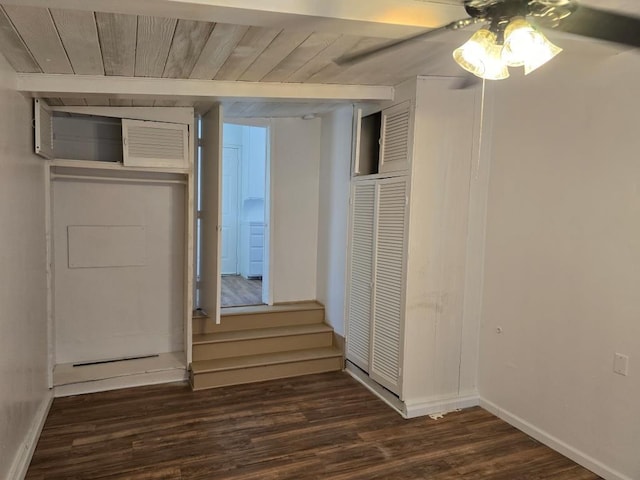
[502, 17, 563, 74]
[453, 29, 510, 80]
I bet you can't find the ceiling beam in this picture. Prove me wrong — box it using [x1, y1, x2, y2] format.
[4, 0, 466, 38]
[15, 74, 395, 103]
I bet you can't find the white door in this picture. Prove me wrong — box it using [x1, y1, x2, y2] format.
[221, 147, 240, 275]
[259, 125, 271, 305]
[370, 177, 408, 395]
[345, 181, 376, 372]
[379, 101, 412, 174]
[200, 105, 223, 323]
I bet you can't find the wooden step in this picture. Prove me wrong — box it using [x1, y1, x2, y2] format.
[192, 301, 324, 334]
[190, 347, 343, 390]
[192, 324, 333, 361]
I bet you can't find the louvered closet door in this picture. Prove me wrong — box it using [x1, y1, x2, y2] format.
[346, 181, 376, 372]
[370, 178, 408, 395]
[122, 119, 188, 168]
[379, 101, 412, 174]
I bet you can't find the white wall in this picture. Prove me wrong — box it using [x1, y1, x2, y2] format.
[52, 180, 185, 364]
[398, 77, 484, 408]
[479, 53, 640, 480]
[316, 107, 353, 335]
[271, 117, 321, 303]
[0, 53, 50, 478]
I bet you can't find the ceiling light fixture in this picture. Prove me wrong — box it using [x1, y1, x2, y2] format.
[502, 17, 563, 74]
[453, 16, 562, 80]
[453, 29, 510, 80]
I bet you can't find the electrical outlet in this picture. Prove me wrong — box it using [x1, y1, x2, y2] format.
[613, 353, 629, 376]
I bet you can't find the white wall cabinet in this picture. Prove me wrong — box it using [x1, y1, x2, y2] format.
[34, 98, 196, 394]
[240, 221, 264, 279]
[35, 99, 190, 170]
[345, 77, 480, 417]
[346, 98, 412, 397]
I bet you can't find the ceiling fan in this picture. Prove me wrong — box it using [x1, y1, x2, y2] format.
[335, 0, 640, 80]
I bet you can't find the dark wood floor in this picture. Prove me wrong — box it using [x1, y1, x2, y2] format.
[27, 372, 600, 480]
[221, 274, 263, 307]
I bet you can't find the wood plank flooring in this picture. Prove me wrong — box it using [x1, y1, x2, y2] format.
[221, 274, 262, 307]
[26, 372, 601, 480]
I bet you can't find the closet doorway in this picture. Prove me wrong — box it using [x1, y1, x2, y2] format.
[220, 122, 270, 307]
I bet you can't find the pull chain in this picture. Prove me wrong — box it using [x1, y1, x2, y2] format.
[475, 78, 486, 180]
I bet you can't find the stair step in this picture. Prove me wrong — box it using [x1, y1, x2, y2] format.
[192, 347, 342, 373]
[194, 323, 333, 344]
[190, 347, 343, 390]
[221, 301, 323, 317]
[192, 324, 333, 361]
[193, 302, 324, 334]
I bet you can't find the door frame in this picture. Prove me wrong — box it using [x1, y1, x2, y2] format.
[222, 117, 273, 306]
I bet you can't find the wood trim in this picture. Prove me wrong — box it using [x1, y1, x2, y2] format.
[193, 324, 333, 344]
[192, 347, 341, 373]
[404, 395, 480, 419]
[191, 356, 342, 390]
[345, 361, 405, 416]
[7, 392, 53, 480]
[49, 105, 195, 124]
[480, 397, 632, 480]
[332, 331, 345, 353]
[54, 369, 188, 397]
[193, 308, 324, 334]
[5, 0, 464, 39]
[221, 301, 323, 316]
[193, 331, 333, 361]
[185, 115, 195, 364]
[17, 74, 395, 102]
[0, 6, 41, 72]
[44, 163, 54, 389]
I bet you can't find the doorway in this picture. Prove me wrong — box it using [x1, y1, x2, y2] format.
[220, 122, 270, 307]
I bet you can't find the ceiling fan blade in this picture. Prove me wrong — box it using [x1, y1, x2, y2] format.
[334, 18, 474, 66]
[551, 5, 640, 48]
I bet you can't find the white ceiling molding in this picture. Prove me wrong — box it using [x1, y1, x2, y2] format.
[4, 0, 465, 38]
[16, 73, 395, 103]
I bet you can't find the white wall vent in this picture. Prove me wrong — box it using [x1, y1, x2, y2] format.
[379, 101, 412, 174]
[122, 119, 188, 168]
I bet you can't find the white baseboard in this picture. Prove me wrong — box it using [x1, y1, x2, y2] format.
[8, 391, 53, 480]
[404, 394, 480, 419]
[54, 368, 188, 397]
[480, 397, 632, 480]
[345, 362, 406, 417]
[345, 362, 479, 420]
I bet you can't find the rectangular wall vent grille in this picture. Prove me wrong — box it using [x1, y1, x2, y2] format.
[380, 101, 411, 173]
[123, 119, 188, 168]
[128, 126, 185, 160]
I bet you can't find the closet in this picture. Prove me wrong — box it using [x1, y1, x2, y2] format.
[347, 99, 412, 396]
[345, 77, 480, 417]
[34, 99, 197, 395]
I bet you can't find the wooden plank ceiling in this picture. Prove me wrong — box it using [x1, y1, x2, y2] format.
[0, 4, 461, 116]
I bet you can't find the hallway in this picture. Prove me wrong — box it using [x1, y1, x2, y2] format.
[221, 275, 262, 307]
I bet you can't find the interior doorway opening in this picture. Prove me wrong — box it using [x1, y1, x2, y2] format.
[220, 122, 270, 307]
